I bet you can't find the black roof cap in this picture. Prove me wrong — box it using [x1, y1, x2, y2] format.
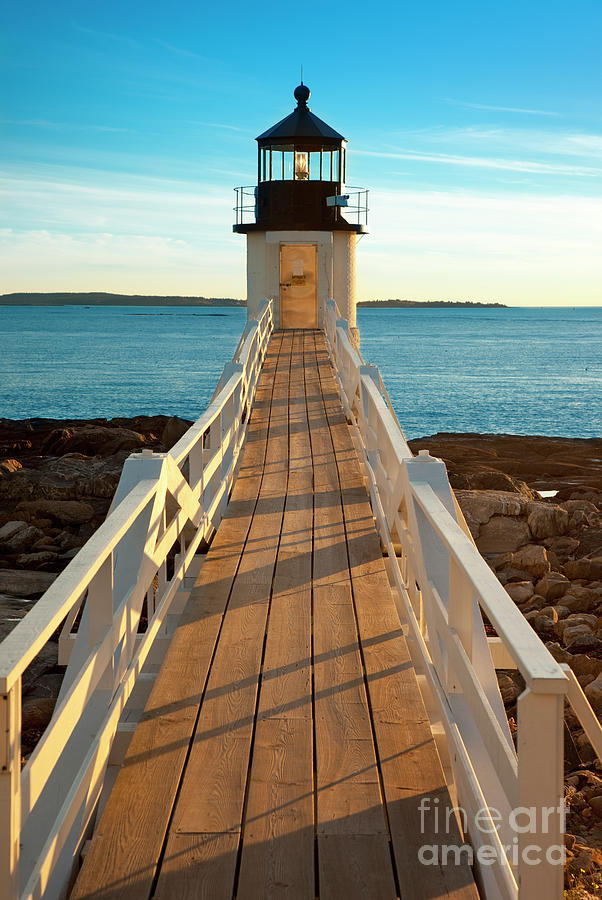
[256, 83, 345, 144]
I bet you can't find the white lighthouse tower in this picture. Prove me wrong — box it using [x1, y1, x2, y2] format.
[234, 83, 368, 345]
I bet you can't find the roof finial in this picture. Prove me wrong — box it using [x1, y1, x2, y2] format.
[294, 77, 310, 108]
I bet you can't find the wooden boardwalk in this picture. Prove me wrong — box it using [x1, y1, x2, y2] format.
[70, 331, 478, 900]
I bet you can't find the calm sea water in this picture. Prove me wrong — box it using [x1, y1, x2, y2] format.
[1, 305, 600, 440]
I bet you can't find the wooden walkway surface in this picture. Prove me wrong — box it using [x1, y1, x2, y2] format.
[70, 331, 478, 900]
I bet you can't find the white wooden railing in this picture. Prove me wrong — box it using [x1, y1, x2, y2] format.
[0, 300, 274, 900]
[326, 298, 570, 900]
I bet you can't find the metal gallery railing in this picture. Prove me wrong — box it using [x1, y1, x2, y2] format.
[0, 300, 274, 900]
[325, 297, 570, 900]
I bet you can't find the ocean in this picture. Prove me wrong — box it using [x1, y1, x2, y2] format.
[1, 305, 600, 440]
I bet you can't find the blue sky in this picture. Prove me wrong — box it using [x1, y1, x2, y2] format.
[1, 0, 601, 305]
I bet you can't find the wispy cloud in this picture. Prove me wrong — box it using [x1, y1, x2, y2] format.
[0, 119, 134, 133]
[72, 22, 140, 48]
[188, 120, 249, 133]
[385, 126, 602, 161]
[153, 39, 208, 61]
[446, 98, 560, 117]
[355, 148, 602, 177]
[0, 163, 233, 238]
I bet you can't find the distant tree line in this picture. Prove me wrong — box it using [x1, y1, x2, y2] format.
[357, 299, 507, 308]
[0, 292, 245, 307]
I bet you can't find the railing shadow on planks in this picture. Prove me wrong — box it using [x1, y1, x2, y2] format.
[1, 296, 602, 900]
[0, 301, 274, 900]
[325, 297, 602, 900]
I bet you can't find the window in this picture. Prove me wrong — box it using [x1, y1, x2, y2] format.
[332, 150, 340, 182]
[271, 149, 283, 180]
[284, 151, 294, 180]
[309, 151, 321, 180]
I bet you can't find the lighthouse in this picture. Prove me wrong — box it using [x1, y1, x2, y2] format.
[234, 83, 368, 345]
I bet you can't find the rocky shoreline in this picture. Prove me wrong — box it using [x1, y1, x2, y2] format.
[2, 420, 602, 890]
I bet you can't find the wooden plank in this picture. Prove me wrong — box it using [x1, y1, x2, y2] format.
[306, 332, 392, 864]
[70, 334, 285, 900]
[316, 337, 479, 899]
[237, 331, 314, 899]
[318, 835, 397, 900]
[152, 331, 293, 895]
[153, 833, 239, 900]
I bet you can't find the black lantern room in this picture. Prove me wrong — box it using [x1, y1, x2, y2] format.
[233, 84, 367, 233]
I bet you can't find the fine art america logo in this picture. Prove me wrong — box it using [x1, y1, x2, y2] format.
[417, 797, 566, 867]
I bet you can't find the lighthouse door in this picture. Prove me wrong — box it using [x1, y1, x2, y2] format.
[279, 244, 317, 328]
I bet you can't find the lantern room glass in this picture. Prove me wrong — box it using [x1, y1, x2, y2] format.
[262, 146, 341, 183]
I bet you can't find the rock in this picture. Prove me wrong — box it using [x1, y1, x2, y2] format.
[61, 547, 81, 560]
[568, 585, 600, 608]
[562, 593, 596, 614]
[56, 531, 83, 551]
[32, 535, 57, 551]
[0, 569, 57, 597]
[543, 535, 581, 562]
[565, 558, 602, 581]
[539, 605, 559, 622]
[0, 454, 125, 502]
[4, 524, 45, 553]
[563, 623, 595, 646]
[476, 516, 531, 554]
[454, 490, 528, 525]
[0, 520, 29, 542]
[41, 424, 148, 457]
[534, 571, 570, 601]
[505, 581, 534, 604]
[588, 795, 602, 818]
[510, 544, 551, 578]
[496, 566, 533, 585]
[0, 458, 22, 474]
[16, 551, 60, 568]
[161, 416, 191, 449]
[563, 499, 600, 515]
[554, 604, 571, 619]
[451, 470, 539, 497]
[21, 697, 56, 733]
[526, 501, 569, 539]
[16, 499, 95, 526]
[522, 594, 549, 612]
[567, 613, 598, 628]
[546, 642, 602, 678]
[409, 434, 602, 496]
[567, 634, 602, 654]
[585, 673, 602, 713]
[533, 614, 557, 636]
[564, 832, 577, 850]
[497, 673, 521, 705]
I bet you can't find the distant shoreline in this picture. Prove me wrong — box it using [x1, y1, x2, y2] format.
[1, 292, 507, 309]
[357, 299, 507, 308]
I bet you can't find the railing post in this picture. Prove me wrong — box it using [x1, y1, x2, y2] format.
[517, 687, 565, 898]
[0, 680, 21, 899]
[88, 554, 115, 692]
